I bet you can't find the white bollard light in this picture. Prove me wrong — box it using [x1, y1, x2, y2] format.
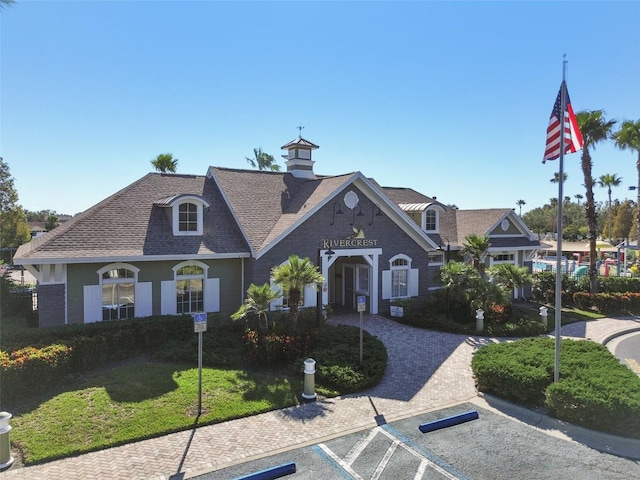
[302, 358, 317, 401]
[0, 412, 14, 469]
[539, 306, 548, 328]
[476, 308, 484, 334]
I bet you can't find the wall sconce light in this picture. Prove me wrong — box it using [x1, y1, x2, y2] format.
[351, 204, 364, 225]
[330, 202, 344, 225]
[369, 204, 383, 225]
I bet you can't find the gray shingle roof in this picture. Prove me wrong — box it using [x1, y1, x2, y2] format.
[14, 167, 541, 264]
[209, 167, 355, 254]
[15, 173, 249, 262]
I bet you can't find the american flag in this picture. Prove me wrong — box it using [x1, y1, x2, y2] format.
[543, 81, 583, 163]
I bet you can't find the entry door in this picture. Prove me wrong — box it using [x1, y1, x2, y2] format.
[344, 266, 354, 309]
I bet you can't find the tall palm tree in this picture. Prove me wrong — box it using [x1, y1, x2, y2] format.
[460, 234, 491, 279]
[151, 153, 178, 173]
[576, 110, 617, 293]
[516, 199, 526, 216]
[231, 283, 282, 331]
[597, 173, 622, 242]
[245, 148, 281, 171]
[271, 255, 323, 325]
[612, 119, 640, 260]
[550, 172, 568, 184]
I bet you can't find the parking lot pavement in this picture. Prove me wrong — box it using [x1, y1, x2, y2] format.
[196, 402, 640, 480]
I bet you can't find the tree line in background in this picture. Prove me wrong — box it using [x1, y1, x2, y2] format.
[518, 111, 640, 293]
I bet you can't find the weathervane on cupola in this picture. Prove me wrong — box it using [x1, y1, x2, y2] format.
[281, 126, 319, 179]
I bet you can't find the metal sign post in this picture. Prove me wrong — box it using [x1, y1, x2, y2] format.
[193, 313, 207, 416]
[357, 296, 366, 364]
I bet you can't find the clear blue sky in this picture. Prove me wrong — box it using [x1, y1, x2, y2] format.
[1, 1, 639, 216]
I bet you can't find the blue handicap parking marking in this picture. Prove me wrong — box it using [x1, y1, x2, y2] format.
[313, 424, 470, 480]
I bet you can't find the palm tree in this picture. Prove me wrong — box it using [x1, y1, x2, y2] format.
[231, 283, 282, 331]
[271, 255, 323, 325]
[597, 173, 622, 242]
[487, 263, 532, 299]
[550, 172, 568, 184]
[460, 234, 491, 278]
[574, 193, 583, 205]
[245, 148, 281, 172]
[151, 153, 178, 173]
[516, 199, 526, 216]
[576, 110, 617, 293]
[612, 119, 640, 259]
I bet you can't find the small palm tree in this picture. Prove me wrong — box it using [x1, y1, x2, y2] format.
[612, 119, 640, 259]
[151, 153, 178, 173]
[574, 193, 583, 205]
[460, 234, 491, 278]
[576, 110, 617, 293]
[487, 263, 531, 298]
[597, 173, 622, 242]
[271, 255, 323, 325]
[246, 148, 281, 172]
[516, 199, 526, 216]
[231, 283, 282, 331]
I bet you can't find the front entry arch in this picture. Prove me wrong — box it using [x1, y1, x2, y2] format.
[319, 248, 382, 314]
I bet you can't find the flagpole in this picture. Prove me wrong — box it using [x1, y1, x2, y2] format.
[554, 56, 568, 383]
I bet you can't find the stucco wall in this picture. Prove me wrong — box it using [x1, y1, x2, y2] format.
[65, 258, 244, 325]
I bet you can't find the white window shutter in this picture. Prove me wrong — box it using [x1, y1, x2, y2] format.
[409, 268, 419, 297]
[83, 285, 102, 324]
[304, 284, 317, 307]
[271, 282, 283, 310]
[135, 282, 153, 318]
[381, 270, 391, 300]
[161, 280, 177, 315]
[205, 278, 220, 312]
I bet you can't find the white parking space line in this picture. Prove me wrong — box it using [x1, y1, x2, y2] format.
[316, 425, 466, 480]
[316, 442, 364, 480]
[371, 440, 399, 480]
[344, 427, 379, 466]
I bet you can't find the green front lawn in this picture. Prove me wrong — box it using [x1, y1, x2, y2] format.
[12, 361, 302, 464]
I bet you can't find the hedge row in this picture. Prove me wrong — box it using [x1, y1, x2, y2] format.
[472, 337, 640, 438]
[572, 291, 640, 315]
[0, 315, 199, 404]
[0, 345, 73, 402]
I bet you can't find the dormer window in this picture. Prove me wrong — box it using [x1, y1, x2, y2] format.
[399, 203, 442, 233]
[155, 194, 209, 236]
[425, 210, 437, 231]
[179, 202, 198, 232]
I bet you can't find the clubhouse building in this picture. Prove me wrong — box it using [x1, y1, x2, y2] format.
[14, 137, 542, 327]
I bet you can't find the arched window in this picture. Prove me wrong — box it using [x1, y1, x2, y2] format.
[98, 263, 139, 321]
[390, 254, 411, 299]
[174, 261, 207, 314]
[178, 202, 198, 232]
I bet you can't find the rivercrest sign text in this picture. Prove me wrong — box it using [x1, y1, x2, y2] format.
[321, 238, 379, 248]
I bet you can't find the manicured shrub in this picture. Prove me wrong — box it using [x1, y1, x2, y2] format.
[472, 337, 640, 438]
[472, 338, 553, 407]
[242, 328, 317, 366]
[0, 344, 73, 404]
[312, 325, 387, 393]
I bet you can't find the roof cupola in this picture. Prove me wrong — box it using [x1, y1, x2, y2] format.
[281, 135, 319, 179]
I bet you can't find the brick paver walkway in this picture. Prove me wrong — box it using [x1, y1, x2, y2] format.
[1, 314, 638, 480]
